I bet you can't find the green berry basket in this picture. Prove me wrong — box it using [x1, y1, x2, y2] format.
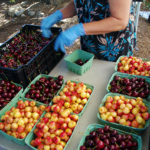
[0, 97, 46, 145]
[0, 79, 23, 114]
[64, 49, 94, 75]
[115, 56, 150, 77]
[52, 80, 94, 117]
[21, 74, 64, 105]
[25, 111, 80, 150]
[77, 124, 142, 150]
[106, 72, 150, 100]
[97, 93, 150, 135]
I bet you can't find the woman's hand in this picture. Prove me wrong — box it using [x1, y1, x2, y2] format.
[41, 10, 63, 38]
[41, 0, 76, 38]
[54, 23, 85, 53]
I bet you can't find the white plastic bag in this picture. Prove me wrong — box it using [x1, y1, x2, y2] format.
[139, 11, 150, 19]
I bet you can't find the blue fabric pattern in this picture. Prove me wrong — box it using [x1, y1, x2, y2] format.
[74, 0, 136, 61]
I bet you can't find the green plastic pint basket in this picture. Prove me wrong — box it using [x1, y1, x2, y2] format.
[0, 79, 23, 114]
[97, 93, 150, 135]
[21, 74, 64, 105]
[106, 72, 150, 100]
[55, 80, 94, 117]
[0, 97, 45, 145]
[64, 49, 94, 75]
[115, 55, 150, 77]
[77, 124, 142, 150]
[25, 111, 80, 150]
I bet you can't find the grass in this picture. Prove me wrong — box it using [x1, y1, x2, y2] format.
[9, 0, 15, 3]
[143, 0, 150, 10]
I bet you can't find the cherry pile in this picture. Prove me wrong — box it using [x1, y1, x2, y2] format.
[117, 56, 150, 76]
[0, 80, 22, 110]
[75, 59, 88, 66]
[109, 76, 150, 98]
[25, 75, 63, 104]
[80, 125, 138, 150]
[0, 30, 51, 69]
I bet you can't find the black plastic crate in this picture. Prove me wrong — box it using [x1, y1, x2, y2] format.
[0, 24, 64, 88]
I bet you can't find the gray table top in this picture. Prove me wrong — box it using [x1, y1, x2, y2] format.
[0, 58, 149, 150]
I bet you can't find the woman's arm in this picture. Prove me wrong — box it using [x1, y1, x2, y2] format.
[83, 0, 131, 35]
[60, 0, 76, 19]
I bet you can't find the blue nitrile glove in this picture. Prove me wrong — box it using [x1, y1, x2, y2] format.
[54, 23, 85, 53]
[41, 10, 63, 38]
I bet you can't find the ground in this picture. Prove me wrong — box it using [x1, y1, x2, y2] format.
[0, 0, 149, 58]
[133, 17, 150, 58]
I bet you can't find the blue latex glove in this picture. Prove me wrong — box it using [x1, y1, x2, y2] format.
[54, 23, 85, 53]
[41, 10, 63, 38]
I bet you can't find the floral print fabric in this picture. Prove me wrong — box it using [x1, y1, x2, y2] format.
[74, 0, 136, 61]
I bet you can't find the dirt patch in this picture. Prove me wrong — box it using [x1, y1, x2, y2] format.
[0, 0, 149, 59]
[133, 17, 150, 58]
[0, 0, 65, 41]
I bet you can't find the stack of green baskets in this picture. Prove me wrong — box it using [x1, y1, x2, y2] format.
[64, 49, 94, 75]
[25, 80, 94, 149]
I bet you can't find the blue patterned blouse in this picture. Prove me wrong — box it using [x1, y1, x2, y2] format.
[74, 0, 136, 61]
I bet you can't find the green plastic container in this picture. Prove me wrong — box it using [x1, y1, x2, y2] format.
[25, 80, 94, 149]
[0, 79, 23, 114]
[97, 93, 150, 134]
[0, 97, 45, 145]
[54, 80, 94, 117]
[77, 124, 142, 150]
[21, 74, 64, 104]
[64, 49, 94, 75]
[115, 56, 150, 77]
[25, 111, 80, 150]
[106, 72, 150, 99]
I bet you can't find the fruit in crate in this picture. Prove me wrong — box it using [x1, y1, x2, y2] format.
[117, 56, 150, 76]
[0, 100, 45, 139]
[52, 80, 92, 114]
[75, 59, 88, 66]
[25, 75, 63, 104]
[80, 125, 138, 150]
[0, 30, 52, 69]
[109, 75, 150, 98]
[0, 80, 22, 110]
[30, 106, 79, 149]
[99, 96, 150, 128]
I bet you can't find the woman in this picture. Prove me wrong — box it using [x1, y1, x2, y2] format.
[41, 0, 136, 61]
